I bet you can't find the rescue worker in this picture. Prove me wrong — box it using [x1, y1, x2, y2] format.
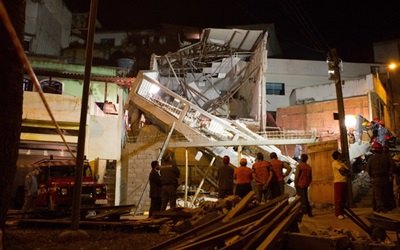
[160, 154, 180, 211]
[392, 154, 400, 207]
[294, 153, 313, 217]
[252, 152, 272, 203]
[366, 142, 395, 212]
[234, 158, 253, 198]
[217, 155, 234, 199]
[377, 120, 388, 146]
[269, 152, 291, 198]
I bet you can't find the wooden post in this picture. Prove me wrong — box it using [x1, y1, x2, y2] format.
[328, 48, 353, 207]
[71, 0, 98, 230]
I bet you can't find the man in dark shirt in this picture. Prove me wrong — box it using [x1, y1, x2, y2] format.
[366, 142, 395, 212]
[217, 155, 234, 199]
[160, 155, 180, 211]
[148, 160, 162, 217]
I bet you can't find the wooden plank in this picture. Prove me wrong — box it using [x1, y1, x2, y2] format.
[373, 211, 400, 222]
[161, 196, 288, 250]
[223, 197, 289, 249]
[241, 198, 289, 235]
[222, 226, 264, 250]
[85, 205, 136, 221]
[222, 190, 255, 223]
[149, 214, 225, 250]
[256, 202, 301, 250]
[230, 194, 288, 222]
[175, 224, 250, 250]
[243, 196, 301, 249]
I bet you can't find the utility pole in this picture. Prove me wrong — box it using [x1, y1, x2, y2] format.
[327, 48, 353, 207]
[71, 0, 98, 230]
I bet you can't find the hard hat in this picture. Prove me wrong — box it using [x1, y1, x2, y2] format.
[239, 158, 247, 166]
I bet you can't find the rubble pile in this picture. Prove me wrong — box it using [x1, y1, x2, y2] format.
[152, 191, 400, 249]
[151, 192, 302, 249]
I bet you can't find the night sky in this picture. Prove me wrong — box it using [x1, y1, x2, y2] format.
[64, 0, 400, 63]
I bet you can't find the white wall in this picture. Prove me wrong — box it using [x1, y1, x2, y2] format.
[265, 59, 382, 111]
[87, 115, 122, 160]
[290, 74, 375, 104]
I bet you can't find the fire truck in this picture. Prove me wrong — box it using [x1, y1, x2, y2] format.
[23, 157, 108, 210]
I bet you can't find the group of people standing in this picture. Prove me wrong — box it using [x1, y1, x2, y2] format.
[332, 142, 399, 219]
[217, 152, 313, 217]
[216, 153, 307, 201]
[148, 155, 180, 218]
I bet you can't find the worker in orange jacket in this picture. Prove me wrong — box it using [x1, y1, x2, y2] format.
[234, 158, 253, 198]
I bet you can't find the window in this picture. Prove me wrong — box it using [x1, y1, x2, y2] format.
[266, 82, 285, 95]
[40, 79, 63, 94]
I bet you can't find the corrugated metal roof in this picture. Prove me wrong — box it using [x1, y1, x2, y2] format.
[29, 58, 135, 87]
[31, 59, 118, 76]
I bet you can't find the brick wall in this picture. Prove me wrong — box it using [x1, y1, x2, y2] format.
[126, 147, 159, 215]
[276, 95, 370, 156]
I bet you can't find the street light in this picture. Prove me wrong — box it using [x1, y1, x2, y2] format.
[388, 62, 398, 71]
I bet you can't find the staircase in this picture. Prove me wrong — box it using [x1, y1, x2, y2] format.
[126, 71, 318, 170]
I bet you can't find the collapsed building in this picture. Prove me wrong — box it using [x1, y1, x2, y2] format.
[122, 28, 317, 213]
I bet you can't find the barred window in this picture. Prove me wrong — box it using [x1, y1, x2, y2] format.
[40, 79, 63, 94]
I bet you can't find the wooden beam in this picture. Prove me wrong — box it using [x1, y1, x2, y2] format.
[149, 214, 225, 250]
[222, 191, 255, 223]
[256, 203, 302, 250]
[243, 197, 301, 249]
